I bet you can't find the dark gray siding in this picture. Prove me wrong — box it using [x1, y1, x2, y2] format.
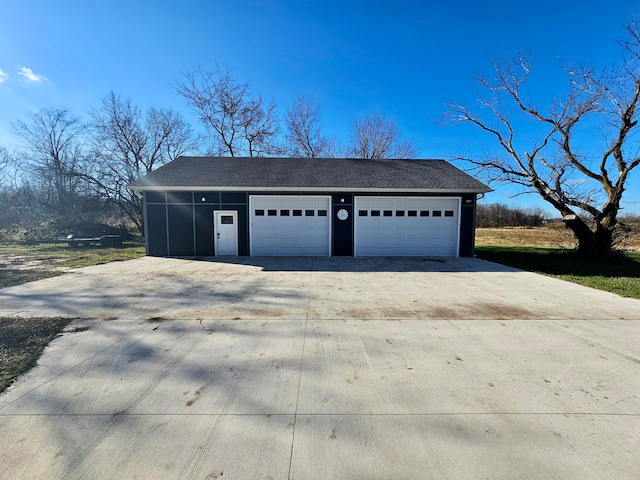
[144, 190, 478, 257]
[146, 203, 168, 256]
[145, 191, 248, 257]
[168, 204, 195, 256]
[459, 194, 477, 257]
[195, 205, 215, 256]
[332, 193, 353, 256]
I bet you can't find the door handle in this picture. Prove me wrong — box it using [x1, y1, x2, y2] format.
[217, 233, 221, 238]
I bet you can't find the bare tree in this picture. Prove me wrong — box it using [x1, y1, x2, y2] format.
[175, 67, 281, 157]
[0, 144, 10, 187]
[12, 107, 91, 215]
[445, 21, 640, 257]
[348, 112, 419, 159]
[89, 91, 198, 232]
[285, 94, 338, 157]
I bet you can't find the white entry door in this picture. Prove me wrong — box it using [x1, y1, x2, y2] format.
[214, 211, 239, 256]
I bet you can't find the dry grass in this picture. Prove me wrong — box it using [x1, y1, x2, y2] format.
[476, 225, 640, 251]
[476, 226, 576, 249]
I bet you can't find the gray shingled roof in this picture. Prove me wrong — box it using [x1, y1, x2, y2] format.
[127, 156, 491, 193]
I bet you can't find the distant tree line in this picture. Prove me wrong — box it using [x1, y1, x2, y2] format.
[0, 68, 419, 240]
[476, 203, 547, 228]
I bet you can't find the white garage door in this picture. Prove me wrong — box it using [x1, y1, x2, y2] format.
[250, 195, 331, 256]
[354, 197, 460, 256]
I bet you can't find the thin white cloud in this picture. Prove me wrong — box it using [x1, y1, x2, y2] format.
[17, 66, 46, 83]
[0, 69, 8, 84]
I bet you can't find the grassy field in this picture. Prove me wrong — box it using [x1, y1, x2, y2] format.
[476, 227, 640, 299]
[0, 242, 145, 288]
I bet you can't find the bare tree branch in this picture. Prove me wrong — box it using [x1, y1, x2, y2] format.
[445, 21, 640, 256]
[175, 67, 280, 157]
[284, 94, 337, 158]
[348, 112, 419, 159]
[12, 107, 91, 215]
[88, 92, 198, 231]
[0, 144, 11, 187]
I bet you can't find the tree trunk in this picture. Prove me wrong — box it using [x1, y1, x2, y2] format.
[562, 215, 614, 258]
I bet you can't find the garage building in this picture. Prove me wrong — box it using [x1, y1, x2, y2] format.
[127, 156, 490, 257]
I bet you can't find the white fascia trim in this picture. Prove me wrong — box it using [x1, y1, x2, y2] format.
[129, 185, 492, 194]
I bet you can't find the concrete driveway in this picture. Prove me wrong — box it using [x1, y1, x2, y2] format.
[1, 256, 639, 479]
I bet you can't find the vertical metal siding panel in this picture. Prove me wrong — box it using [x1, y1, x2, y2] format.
[165, 198, 170, 255]
[192, 193, 197, 256]
[143, 192, 149, 256]
[328, 196, 332, 257]
[195, 205, 215, 256]
[455, 197, 461, 257]
[146, 204, 169, 256]
[353, 197, 359, 257]
[168, 204, 195, 256]
[332, 204, 354, 256]
[458, 194, 476, 257]
[249, 196, 254, 256]
[233, 204, 248, 256]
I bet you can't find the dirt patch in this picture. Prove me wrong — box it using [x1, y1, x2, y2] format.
[185, 386, 206, 407]
[0, 243, 145, 289]
[429, 303, 538, 320]
[146, 317, 171, 323]
[0, 254, 73, 272]
[62, 325, 91, 333]
[343, 303, 538, 320]
[0, 253, 74, 288]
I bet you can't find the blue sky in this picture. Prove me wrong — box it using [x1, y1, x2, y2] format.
[1, 0, 639, 214]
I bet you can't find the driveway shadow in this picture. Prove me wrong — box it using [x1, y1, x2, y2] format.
[477, 247, 640, 279]
[184, 256, 518, 273]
